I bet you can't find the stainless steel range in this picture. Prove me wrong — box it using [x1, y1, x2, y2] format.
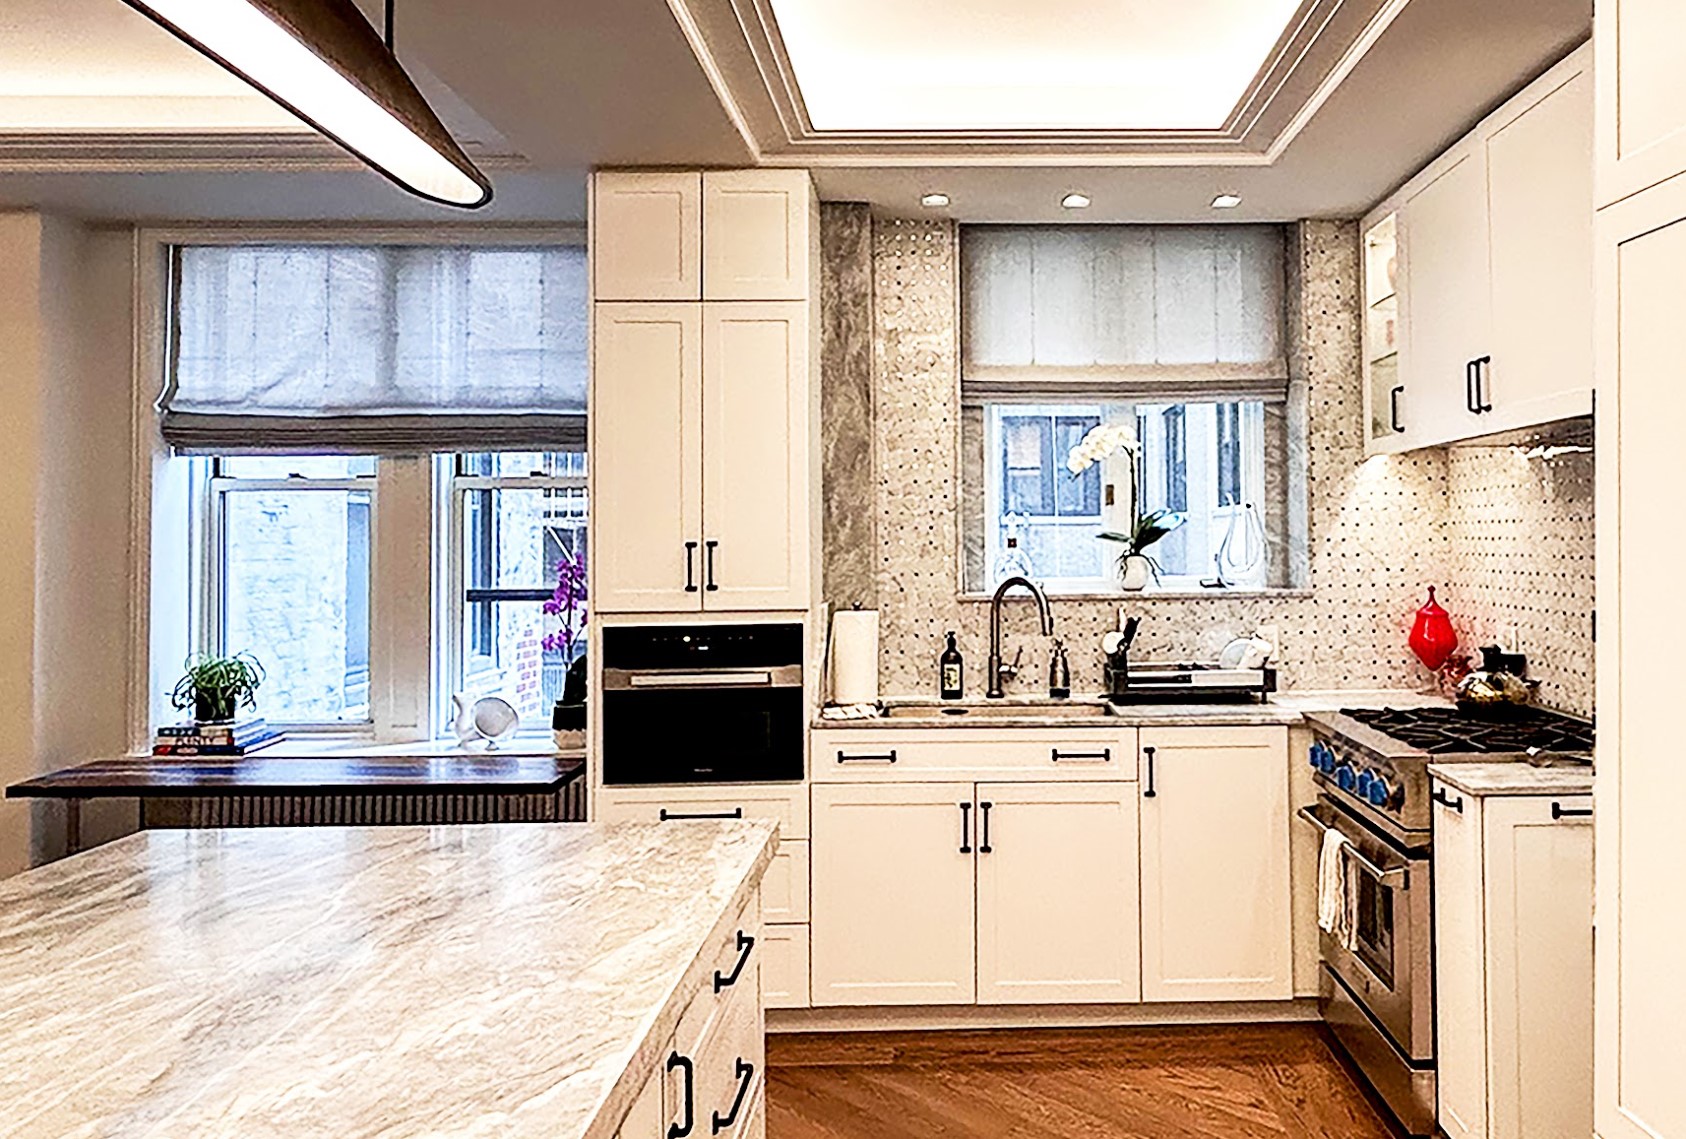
[1299, 705, 1594, 1137]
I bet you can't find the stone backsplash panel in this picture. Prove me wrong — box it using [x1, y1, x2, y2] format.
[828, 214, 1593, 716]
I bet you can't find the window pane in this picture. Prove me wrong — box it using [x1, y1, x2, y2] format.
[1053, 416, 1101, 516]
[456, 451, 586, 479]
[1001, 416, 1053, 515]
[222, 487, 372, 722]
[461, 486, 587, 590]
[458, 601, 573, 723]
[220, 456, 375, 480]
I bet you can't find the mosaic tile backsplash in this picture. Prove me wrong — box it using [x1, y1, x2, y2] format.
[823, 216, 1594, 718]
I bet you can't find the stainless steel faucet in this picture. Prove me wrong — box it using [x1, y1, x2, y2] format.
[986, 576, 1054, 698]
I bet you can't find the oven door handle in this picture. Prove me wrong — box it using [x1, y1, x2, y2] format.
[1295, 805, 1410, 890]
[604, 666, 803, 691]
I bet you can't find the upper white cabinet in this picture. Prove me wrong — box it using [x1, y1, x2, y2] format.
[591, 169, 818, 614]
[1597, 0, 1686, 208]
[1432, 785, 1593, 1139]
[1595, 175, 1686, 1139]
[592, 173, 702, 301]
[1363, 45, 1592, 453]
[1138, 726, 1292, 1002]
[702, 170, 818, 301]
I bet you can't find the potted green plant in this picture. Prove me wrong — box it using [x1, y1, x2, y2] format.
[171, 653, 265, 724]
[1099, 510, 1186, 591]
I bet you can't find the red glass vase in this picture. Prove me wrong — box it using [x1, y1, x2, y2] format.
[1409, 586, 1458, 672]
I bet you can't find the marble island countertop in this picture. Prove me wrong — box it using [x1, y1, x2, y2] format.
[0, 821, 778, 1139]
[815, 689, 1451, 730]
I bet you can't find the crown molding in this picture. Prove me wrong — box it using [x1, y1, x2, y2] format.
[666, 0, 1409, 167]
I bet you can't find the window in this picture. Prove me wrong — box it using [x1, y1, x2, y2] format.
[202, 456, 376, 724]
[960, 223, 1296, 593]
[446, 452, 588, 726]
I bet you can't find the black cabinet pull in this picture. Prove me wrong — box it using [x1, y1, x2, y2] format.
[1432, 787, 1463, 814]
[684, 541, 699, 593]
[959, 802, 972, 854]
[711, 1059, 755, 1134]
[979, 801, 993, 854]
[1552, 801, 1593, 820]
[1474, 355, 1493, 412]
[837, 750, 897, 764]
[1143, 746, 1157, 798]
[659, 808, 744, 821]
[704, 540, 720, 592]
[713, 930, 755, 993]
[1051, 748, 1110, 762]
[667, 1051, 695, 1139]
[1390, 385, 1405, 433]
[1465, 360, 1478, 413]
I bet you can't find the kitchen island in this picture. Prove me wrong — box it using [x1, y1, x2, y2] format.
[0, 820, 777, 1138]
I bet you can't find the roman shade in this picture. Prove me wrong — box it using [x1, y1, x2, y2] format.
[961, 224, 1288, 405]
[162, 243, 586, 453]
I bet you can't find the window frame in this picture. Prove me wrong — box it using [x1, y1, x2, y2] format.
[436, 454, 588, 739]
[983, 402, 1117, 593]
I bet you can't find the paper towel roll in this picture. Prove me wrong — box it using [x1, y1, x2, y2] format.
[829, 609, 880, 705]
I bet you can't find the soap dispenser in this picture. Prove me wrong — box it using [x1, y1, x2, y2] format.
[1048, 639, 1071, 700]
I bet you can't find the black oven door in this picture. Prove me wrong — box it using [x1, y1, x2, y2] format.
[601, 668, 805, 785]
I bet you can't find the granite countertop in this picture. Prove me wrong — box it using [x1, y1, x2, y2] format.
[814, 689, 1448, 731]
[1428, 762, 1596, 798]
[0, 821, 778, 1139]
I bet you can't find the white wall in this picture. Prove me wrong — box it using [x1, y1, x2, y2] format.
[0, 211, 138, 876]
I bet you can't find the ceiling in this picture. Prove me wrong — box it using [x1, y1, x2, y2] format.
[765, 0, 1304, 132]
[0, 0, 1589, 224]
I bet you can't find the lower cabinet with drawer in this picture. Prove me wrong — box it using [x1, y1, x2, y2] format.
[616, 897, 766, 1139]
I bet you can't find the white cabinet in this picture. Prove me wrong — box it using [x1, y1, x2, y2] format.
[1138, 726, 1292, 1002]
[1399, 147, 1492, 446]
[700, 303, 811, 611]
[1364, 45, 1592, 453]
[761, 923, 811, 1010]
[1596, 0, 1686, 208]
[810, 782, 978, 1006]
[703, 170, 817, 301]
[592, 172, 702, 301]
[975, 782, 1141, 1006]
[591, 303, 703, 614]
[591, 169, 816, 615]
[1595, 173, 1686, 1139]
[1432, 784, 1593, 1139]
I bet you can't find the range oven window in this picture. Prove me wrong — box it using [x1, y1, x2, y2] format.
[1353, 871, 1396, 989]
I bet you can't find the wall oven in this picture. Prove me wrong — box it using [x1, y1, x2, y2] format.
[601, 623, 805, 785]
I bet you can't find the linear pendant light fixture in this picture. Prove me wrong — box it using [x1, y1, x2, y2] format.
[121, 0, 492, 208]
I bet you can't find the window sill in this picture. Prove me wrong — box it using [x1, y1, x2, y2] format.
[957, 588, 1313, 603]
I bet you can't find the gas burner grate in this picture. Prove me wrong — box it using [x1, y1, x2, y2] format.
[1341, 706, 1595, 755]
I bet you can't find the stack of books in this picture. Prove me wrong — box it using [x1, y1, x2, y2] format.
[153, 718, 280, 757]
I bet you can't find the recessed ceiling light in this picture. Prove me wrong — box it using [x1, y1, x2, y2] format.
[1211, 193, 1243, 209]
[921, 192, 951, 208]
[1060, 192, 1091, 210]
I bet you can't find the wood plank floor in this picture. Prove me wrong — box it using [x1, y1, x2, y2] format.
[765, 1025, 1405, 1139]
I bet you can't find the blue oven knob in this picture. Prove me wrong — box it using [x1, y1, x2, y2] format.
[1356, 769, 1374, 797]
[1368, 777, 1391, 807]
[1319, 747, 1337, 773]
[1336, 764, 1357, 792]
[1308, 743, 1322, 769]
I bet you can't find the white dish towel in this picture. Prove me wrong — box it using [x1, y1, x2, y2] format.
[1316, 826, 1357, 951]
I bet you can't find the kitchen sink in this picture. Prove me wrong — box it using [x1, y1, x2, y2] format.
[879, 701, 1109, 721]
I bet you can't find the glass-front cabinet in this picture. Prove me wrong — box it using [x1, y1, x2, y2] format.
[1362, 213, 1405, 450]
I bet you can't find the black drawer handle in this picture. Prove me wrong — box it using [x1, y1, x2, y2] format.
[1390, 384, 1405, 433]
[837, 750, 897, 764]
[712, 1059, 755, 1134]
[659, 808, 745, 821]
[959, 801, 972, 854]
[1432, 787, 1463, 814]
[713, 930, 755, 993]
[1143, 746, 1157, 798]
[667, 1051, 695, 1139]
[979, 801, 993, 854]
[1466, 359, 1479, 413]
[684, 541, 699, 592]
[1475, 355, 1493, 412]
[704, 540, 719, 592]
[1051, 748, 1110, 762]
[1552, 801, 1593, 820]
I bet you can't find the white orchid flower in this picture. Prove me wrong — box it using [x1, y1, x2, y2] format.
[1065, 422, 1139, 474]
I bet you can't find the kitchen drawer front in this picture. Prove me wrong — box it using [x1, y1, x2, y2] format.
[675, 896, 761, 1057]
[812, 728, 1137, 782]
[595, 783, 809, 839]
[761, 923, 810, 1009]
[762, 840, 809, 923]
[696, 985, 764, 1139]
